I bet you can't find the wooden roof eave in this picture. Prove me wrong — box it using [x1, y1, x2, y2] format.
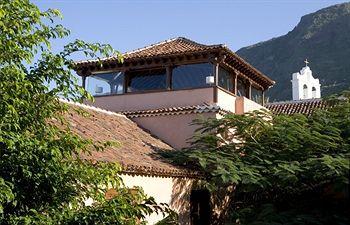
[219, 47, 275, 89]
[74, 48, 223, 74]
[74, 45, 275, 91]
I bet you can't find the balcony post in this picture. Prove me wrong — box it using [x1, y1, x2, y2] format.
[248, 80, 252, 99]
[123, 71, 129, 94]
[262, 90, 265, 106]
[233, 73, 238, 95]
[166, 66, 172, 90]
[81, 75, 86, 89]
[213, 62, 219, 103]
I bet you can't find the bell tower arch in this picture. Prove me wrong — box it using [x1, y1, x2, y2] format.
[291, 59, 321, 100]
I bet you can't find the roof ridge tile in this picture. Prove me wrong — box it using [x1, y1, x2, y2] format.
[59, 99, 126, 118]
[124, 37, 180, 55]
[266, 99, 327, 116]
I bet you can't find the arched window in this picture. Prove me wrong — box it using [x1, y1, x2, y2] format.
[303, 84, 308, 99]
[312, 87, 317, 98]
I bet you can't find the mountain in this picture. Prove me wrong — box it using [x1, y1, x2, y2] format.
[237, 2, 350, 101]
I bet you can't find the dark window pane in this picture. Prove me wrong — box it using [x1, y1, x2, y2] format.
[127, 69, 166, 92]
[218, 67, 233, 92]
[252, 86, 263, 105]
[172, 63, 212, 90]
[237, 79, 247, 97]
[87, 72, 124, 96]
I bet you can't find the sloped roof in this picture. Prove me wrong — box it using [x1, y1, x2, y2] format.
[122, 103, 227, 118]
[121, 99, 328, 118]
[75, 37, 275, 88]
[76, 37, 223, 65]
[57, 100, 199, 178]
[123, 37, 223, 60]
[266, 99, 327, 116]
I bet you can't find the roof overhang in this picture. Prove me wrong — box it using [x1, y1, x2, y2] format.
[74, 38, 275, 90]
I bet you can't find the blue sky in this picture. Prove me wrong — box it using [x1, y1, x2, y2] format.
[35, 0, 347, 60]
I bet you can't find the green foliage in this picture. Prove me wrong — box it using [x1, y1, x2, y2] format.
[154, 210, 178, 225]
[0, 0, 166, 224]
[164, 92, 350, 224]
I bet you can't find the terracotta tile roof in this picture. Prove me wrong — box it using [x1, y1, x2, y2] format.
[76, 37, 222, 65]
[56, 100, 199, 178]
[123, 37, 223, 60]
[266, 99, 328, 116]
[75, 37, 275, 88]
[121, 103, 228, 118]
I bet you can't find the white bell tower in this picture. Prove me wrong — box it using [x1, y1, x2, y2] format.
[291, 59, 321, 101]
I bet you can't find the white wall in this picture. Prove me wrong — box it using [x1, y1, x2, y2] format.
[121, 174, 196, 225]
[291, 66, 321, 100]
[217, 88, 236, 112]
[121, 175, 173, 224]
[235, 96, 266, 114]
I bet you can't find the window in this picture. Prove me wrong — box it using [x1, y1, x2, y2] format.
[172, 63, 213, 90]
[312, 87, 317, 98]
[218, 66, 233, 92]
[127, 68, 166, 92]
[86, 72, 124, 96]
[237, 78, 247, 97]
[251, 86, 263, 105]
[303, 84, 308, 99]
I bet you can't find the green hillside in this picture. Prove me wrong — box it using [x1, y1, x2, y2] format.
[237, 2, 350, 101]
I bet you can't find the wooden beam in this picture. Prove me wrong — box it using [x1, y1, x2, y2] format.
[228, 64, 264, 90]
[123, 72, 129, 94]
[213, 62, 219, 103]
[80, 53, 213, 74]
[248, 80, 252, 99]
[262, 91, 265, 106]
[214, 62, 219, 86]
[166, 66, 172, 90]
[234, 73, 237, 95]
[82, 75, 87, 89]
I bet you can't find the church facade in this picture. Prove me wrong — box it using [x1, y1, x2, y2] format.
[291, 60, 321, 101]
[267, 60, 324, 115]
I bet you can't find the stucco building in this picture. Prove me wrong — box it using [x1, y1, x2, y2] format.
[71, 38, 325, 224]
[75, 37, 275, 149]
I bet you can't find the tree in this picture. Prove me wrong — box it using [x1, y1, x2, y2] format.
[163, 92, 350, 224]
[0, 0, 166, 224]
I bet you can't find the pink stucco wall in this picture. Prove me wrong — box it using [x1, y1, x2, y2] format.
[132, 112, 217, 149]
[88, 87, 256, 116]
[86, 88, 265, 149]
[89, 87, 215, 112]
